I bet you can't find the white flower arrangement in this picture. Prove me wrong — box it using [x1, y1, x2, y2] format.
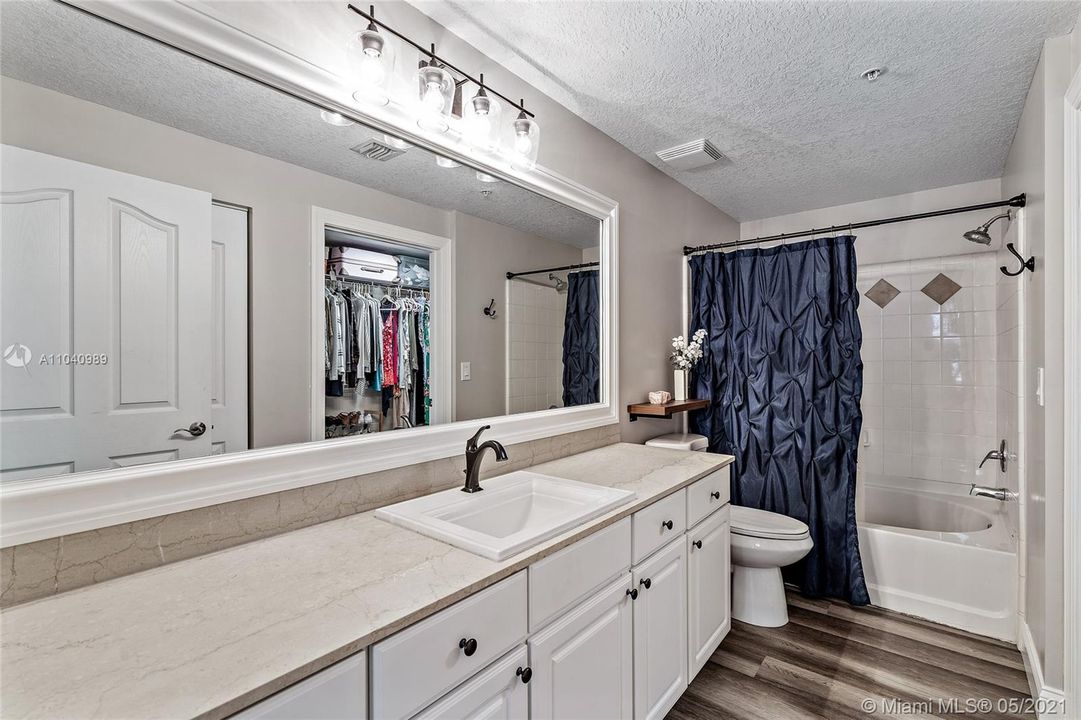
[670, 329, 707, 370]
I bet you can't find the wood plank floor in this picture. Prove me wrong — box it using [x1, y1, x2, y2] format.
[668, 593, 1034, 720]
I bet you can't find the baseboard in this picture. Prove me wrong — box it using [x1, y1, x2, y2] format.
[1019, 621, 1067, 717]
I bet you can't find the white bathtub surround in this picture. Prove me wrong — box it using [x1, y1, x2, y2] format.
[507, 279, 567, 413]
[729, 506, 813, 627]
[0, 444, 732, 720]
[856, 483, 1017, 640]
[857, 252, 1000, 490]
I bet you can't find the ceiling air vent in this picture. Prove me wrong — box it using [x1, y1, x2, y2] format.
[350, 139, 406, 162]
[655, 139, 725, 171]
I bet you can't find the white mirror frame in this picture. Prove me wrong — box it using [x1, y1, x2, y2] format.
[0, 0, 619, 547]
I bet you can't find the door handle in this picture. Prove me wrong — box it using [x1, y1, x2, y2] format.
[174, 421, 207, 437]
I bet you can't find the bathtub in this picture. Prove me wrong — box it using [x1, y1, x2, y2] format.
[856, 483, 1017, 641]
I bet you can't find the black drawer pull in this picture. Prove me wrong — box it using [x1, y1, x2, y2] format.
[458, 637, 478, 656]
[661, 520, 674, 531]
[516, 666, 532, 683]
[693, 539, 703, 550]
[626, 587, 639, 600]
[710, 491, 721, 500]
[640, 578, 651, 589]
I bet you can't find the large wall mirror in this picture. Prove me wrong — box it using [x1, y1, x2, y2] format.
[0, 0, 612, 514]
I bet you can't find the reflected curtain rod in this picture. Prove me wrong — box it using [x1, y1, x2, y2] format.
[683, 193, 1027, 256]
[506, 261, 598, 280]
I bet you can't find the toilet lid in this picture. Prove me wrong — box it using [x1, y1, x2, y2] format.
[730, 506, 810, 540]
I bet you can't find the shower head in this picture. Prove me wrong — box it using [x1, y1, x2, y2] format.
[964, 211, 1011, 246]
[548, 273, 567, 292]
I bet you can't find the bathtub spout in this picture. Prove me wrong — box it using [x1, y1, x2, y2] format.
[969, 485, 1018, 501]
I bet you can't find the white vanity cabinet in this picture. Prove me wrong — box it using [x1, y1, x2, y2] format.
[631, 537, 688, 720]
[233, 652, 367, 720]
[528, 573, 635, 720]
[412, 645, 529, 720]
[687, 504, 731, 680]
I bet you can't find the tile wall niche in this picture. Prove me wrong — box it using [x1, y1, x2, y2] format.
[507, 279, 567, 413]
[856, 253, 1002, 491]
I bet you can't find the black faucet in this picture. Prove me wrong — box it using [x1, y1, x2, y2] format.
[463, 425, 508, 493]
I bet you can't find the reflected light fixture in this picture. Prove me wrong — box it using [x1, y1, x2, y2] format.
[436, 156, 461, 169]
[510, 99, 540, 168]
[382, 134, 412, 151]
[320, 110, 355, 127]
[476, 171, 500, 183]
[348, 5, 390, 106]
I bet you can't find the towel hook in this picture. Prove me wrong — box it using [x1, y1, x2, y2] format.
[1000, 243, 1035, 277]
[483, 298, 498, 318]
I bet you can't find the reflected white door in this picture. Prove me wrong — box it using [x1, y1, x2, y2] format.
[210, 203, 249, 455]
[1, 145, 212, 479]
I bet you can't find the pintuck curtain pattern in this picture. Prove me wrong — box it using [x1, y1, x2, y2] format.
[562, 269, 600, 407]
[689, 236, 869, 604]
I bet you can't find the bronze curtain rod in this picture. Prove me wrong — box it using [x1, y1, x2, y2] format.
[683, 193, 1027, 256]
[506, 261, 599, 280]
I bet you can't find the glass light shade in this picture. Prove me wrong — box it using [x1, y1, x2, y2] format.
[462, 88, 501, 148]
[509, 112, 540, 169]
[383, 134, 412, 151]
[347, 25, 391, 106]
[476, 171, 501, 183]
[319, 110, 355, 127]
[435, 156, 461, 169]
[414, 60, 454, 133]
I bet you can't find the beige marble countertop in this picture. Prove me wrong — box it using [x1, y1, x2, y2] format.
[0, 443, 732, 720]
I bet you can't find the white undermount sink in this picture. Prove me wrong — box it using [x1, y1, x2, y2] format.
[374, 471, 636, 561]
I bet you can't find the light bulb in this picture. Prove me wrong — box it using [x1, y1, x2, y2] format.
[466, 115, 492, 144]
[358, 49, 385, 87]
[422, 82, 445, 112]
[514, 132, 533, 155]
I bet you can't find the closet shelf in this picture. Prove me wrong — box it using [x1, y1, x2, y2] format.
[627, 399, 708, 422]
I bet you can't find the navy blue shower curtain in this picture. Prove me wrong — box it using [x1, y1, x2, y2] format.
[562, 270, 600, 407]
[689, 236, 869, 604]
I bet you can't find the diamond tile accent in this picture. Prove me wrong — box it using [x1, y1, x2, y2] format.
[921, 273, 962, 305]
[864, 278, 900, 309]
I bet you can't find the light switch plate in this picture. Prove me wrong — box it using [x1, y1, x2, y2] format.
[460, 362, 471, 381]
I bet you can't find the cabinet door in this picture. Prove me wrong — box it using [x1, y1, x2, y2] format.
[233, 652, 366, 719]
[632, 536, 688, 720]
[528, 573, 634, 720]
[413, 646, 528, 720]
[687, 505, 731, 680]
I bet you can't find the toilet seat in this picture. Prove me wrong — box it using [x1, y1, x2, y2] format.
[731, 506, 810, 541]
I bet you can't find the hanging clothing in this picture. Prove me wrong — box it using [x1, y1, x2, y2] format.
[561, 270, 600, 406]
[688, 236, 869, 605]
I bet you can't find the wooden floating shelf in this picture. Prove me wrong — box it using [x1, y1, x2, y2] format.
[627, 399, 708, 421]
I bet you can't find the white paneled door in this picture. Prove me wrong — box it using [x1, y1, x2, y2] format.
[1, 145, 212, 478]
[210, 203, 249, 456]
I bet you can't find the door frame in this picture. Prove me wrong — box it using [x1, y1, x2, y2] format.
[1062, 60, 1081, 717]
[310, 206, 455, 439]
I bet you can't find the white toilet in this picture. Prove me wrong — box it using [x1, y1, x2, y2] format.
[644, 433, 813, 628]
[730, 506, 813, 627]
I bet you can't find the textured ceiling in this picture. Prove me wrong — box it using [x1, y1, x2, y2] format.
[412, 0, 1080, 220]
[0, 1, 598, 248]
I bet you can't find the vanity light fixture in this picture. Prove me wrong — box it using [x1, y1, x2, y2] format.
[346, 4, 540, 162]
[320, 109, 355, 127]
[463, 73, 501, 148]
[510, 99, 540, 169]
[415, 44, 455, 132]
[348, 5, 390, 106]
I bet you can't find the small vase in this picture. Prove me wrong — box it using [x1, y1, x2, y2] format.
[674, 369, 688, 401]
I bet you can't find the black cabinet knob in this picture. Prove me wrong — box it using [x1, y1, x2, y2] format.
[661, 520, 674, 531]
[710, 491, 721, 500]
[640, 578, 651, 589]
[459, 638, 478, 656]
[626, 587, 639, 600]
[693, 539, 703, 550]
[516, 666, 532, 684]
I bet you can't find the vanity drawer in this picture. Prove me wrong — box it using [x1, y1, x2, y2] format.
[529, 517, 631, 632]
[632, 489, 687, 564]
[371, 571, 528, 720]
[687, 466, 730, 528]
